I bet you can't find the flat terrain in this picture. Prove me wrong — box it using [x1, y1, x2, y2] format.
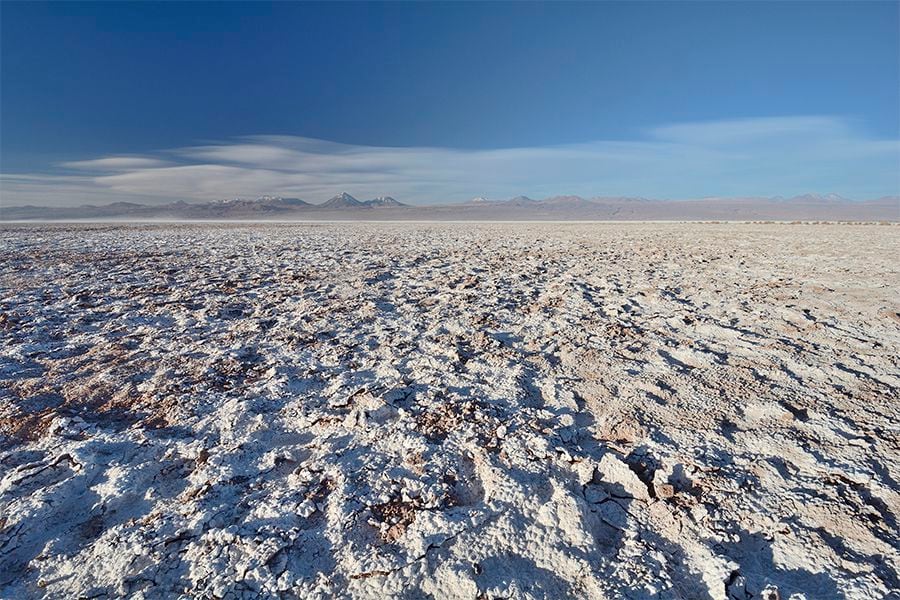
[1, 223, 898, 599]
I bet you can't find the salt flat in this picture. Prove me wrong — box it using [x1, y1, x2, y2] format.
[0, 223, 898, 599]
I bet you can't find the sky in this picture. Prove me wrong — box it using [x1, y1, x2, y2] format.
[1, 1, 898, 206]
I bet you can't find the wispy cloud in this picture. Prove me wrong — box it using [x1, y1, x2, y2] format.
[649, 116, 852, 145]
[2, 116, 898, 207]
[61, 156, 171, 170]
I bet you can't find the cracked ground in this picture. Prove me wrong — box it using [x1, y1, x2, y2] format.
[1, 222, 898, 599]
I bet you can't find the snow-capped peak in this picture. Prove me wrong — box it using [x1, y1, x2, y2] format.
[364, 196, 404, 207]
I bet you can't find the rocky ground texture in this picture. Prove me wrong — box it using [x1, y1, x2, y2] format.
[1, 223, 898, 599]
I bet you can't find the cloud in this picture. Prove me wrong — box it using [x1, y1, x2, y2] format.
[649, 116, 852, 145]
[2, 116, 898, 207]
[61, 156, 170, 170]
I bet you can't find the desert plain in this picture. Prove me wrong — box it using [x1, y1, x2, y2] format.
[0, 222, 898, 599]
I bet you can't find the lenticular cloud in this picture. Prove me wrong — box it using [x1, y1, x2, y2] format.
[2, 116, 897, 206]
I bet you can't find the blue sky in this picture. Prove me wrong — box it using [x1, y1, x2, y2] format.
[1, 1, 898, 205]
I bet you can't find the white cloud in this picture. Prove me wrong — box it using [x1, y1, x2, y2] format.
[649, 116, 852, 145]
[61, 156, 170, 170]
[2, 116, 898, 207]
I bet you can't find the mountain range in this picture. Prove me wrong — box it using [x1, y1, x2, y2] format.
[2, 192, 897, 221]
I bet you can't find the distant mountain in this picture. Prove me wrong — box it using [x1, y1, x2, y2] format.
[783, 193, 848, 204]
[257, 196, 311, 207]
[2, 193, 897, 222]
[543, 195, 594, 206]
[165, 196, 314, 218]
[320, 192, 364, 209]
[506, 196, 537, 206]
[363, 196, 406, 207]
[590, 196, 652, 204]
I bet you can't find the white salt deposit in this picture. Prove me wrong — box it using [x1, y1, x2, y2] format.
[0, 222, 898, 599]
